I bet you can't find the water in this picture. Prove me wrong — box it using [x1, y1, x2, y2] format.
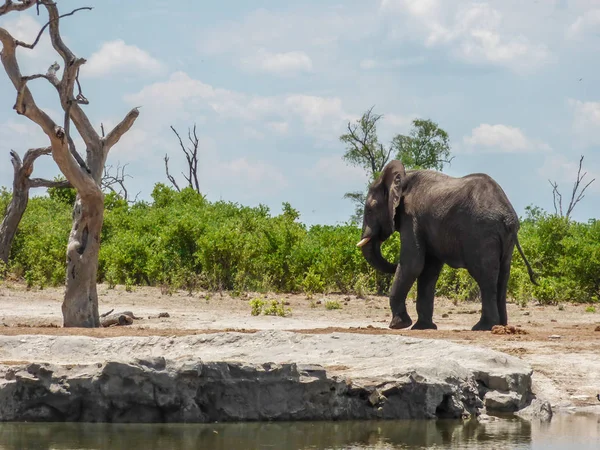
[0, 414, 598, 450]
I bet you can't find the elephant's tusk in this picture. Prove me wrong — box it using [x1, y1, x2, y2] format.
[356, 237, 371, 247]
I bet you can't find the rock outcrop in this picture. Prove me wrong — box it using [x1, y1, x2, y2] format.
[0, 331, 538, 423]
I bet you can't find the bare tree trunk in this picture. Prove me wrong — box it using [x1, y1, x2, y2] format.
[0, 148, 69, 264]
[1, 2, 139, 327]
[0, 155, 27, 264]
[62, 195, 103, 327]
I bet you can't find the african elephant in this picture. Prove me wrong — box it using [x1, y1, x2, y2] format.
[356, 160, 537, 331]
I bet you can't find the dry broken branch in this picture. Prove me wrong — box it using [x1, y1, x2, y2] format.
[103, 108, 140, 151]
[102, 162, 138, 202]
[168, 124, 201, 194]
[549, 155, 595, 220]
[164, 154, 181, 192]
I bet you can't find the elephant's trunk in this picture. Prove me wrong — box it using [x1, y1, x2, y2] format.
[361, 238, 397, 275]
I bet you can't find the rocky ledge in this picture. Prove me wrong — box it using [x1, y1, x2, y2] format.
[0, 331, 544, 423]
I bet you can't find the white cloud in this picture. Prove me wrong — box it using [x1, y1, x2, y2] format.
[462, 124, 550, 153]
[240, 49, 313, 75]
[567, 9, 600, 40]
[126, 72, 353, 141]
[83, 40, 164, 78]
[568, 99, 600, 146]
[380, 0, 550, 73]
[0, 15, 57, 74]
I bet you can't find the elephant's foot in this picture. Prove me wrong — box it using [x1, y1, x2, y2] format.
[471, 318, 499, 331]
[411, 320, 437, 330]
[389, 313, 413, 329]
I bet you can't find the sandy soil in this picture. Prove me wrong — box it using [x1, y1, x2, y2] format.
[1, 282, 599, 410]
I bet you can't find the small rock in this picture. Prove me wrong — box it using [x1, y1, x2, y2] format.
[550, 319, 557, 322]
[158, 312, 170, 318]
[548, 335, 561, 340]
[594, 326, 600, 332]
[515, 398, 553, 422]
[442, 313, 449, 318]
[523, 312, 530, 316]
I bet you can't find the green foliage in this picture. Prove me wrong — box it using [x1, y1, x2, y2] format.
[249, 298, 265, 316]
[340, 108, 453, 223]
[263, 300, 291, 317]
[47, 176, 77, 206]
[0, 183, 597, 305]
[392, 119, 451, 171]
[325, 300, 342, 310]
[249, 298, 290, 317]
[585, 306, 596, 313]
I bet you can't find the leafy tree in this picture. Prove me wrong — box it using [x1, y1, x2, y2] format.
[392, 118, 452, 171]
[341, 107, 452, 222]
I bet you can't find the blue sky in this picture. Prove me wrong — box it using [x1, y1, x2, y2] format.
[1, 0, 599, 225]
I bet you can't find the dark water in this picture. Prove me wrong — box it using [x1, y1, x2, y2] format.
[0, 414, 599, 450]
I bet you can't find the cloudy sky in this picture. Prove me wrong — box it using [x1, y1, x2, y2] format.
[1, 0, 599, 225]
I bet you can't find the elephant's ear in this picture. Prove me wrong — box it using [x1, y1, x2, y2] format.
[386, 161, 406, 231]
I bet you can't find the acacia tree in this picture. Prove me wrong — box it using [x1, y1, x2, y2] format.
[0, 147, 69, 264]
[0, 1, 139, 327]
[341, 107, 452, 222]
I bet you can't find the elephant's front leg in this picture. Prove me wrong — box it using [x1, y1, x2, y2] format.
[389, 258, 423, 330]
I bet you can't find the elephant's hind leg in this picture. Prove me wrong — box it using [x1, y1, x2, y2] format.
[412, 255, 443, 330]
[496, 246, 514, 326]
[468, 254, 501, 331]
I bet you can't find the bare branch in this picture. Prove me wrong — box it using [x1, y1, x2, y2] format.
[41, 1, 99, 147]
[548, 180, 562, 217]
[565, 155, 596, 219]
[102, 163, 132, 201]
[103, 108, 140, 151]
[164, 154, 181, 192]
[29, 178, 71, 189]
[9, 149, 22, 172]
[21, 146, 51, 174]
[15, 6, 92, 50]
[170, 124, 201, 194]
[0, 0, 36, 16]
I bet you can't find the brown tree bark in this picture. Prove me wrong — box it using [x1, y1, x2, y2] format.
[0, 1, 139, 327]
[0, 148, 70, 264]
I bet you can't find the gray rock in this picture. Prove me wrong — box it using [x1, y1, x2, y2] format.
[0, 331, 537, 423]
[515, 397, 553, 421]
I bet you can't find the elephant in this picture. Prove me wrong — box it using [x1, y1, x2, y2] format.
[356, 160, 537, 331]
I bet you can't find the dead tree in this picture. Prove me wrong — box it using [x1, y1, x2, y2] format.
[0, 147, 70, 264]
[549, 155, 596, 220]
[164, 124, 201, 194]
[0, 1, 139, 327]
[101, 162, 139, 203]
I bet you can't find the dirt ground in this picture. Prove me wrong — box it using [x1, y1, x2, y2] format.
[1, 282, 599, 410]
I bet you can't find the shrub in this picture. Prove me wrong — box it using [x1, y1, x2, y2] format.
[325, 300, 342, 310]
[1, 183, 597, 305]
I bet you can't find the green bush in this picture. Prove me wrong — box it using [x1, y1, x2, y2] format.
[1, 184, 597, 305]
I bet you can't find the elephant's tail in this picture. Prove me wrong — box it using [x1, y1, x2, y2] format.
[515, 237, 538, 286]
